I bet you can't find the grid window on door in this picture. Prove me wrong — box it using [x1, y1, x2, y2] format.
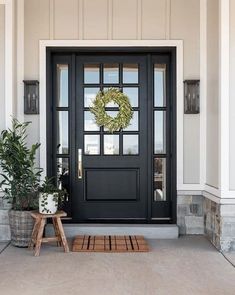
[83, 63, 140, 156]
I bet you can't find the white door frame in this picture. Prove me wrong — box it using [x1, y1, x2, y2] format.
[39, 40, 184, 189]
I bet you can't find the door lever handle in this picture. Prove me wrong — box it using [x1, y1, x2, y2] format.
[78, 149, 82, 179]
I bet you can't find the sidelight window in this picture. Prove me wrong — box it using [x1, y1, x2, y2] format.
[153, 64, 167, 202]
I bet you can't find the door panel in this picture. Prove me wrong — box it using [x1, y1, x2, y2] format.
[85, 169, 139, 201]
[73, 55, 148, 221]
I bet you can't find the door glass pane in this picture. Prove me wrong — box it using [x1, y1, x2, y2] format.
[104, 135, 119, 155]
[84, 87, 100, 107]
[123, 135, 139, 155]
[123, 87, 138, 107]
[57, 64, 68, 107]
[84, 64, 100, 84]
[154, 64, 166, 107]
[154, 111, 166, 154]
[57, 111, 69, 154]
[103, 64, 119, 84]
[123, 64, 138, 84]
[84, 135, 100, 155]
[154, 158, 166, 201]
[123, 111, 138, 131]
[84, 111, 99, 131]
[56, 158, 69, 192]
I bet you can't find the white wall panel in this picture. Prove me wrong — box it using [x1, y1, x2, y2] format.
[23, 0, 202, 186]
[206, 0, 219, 188]
[171, 0, 200, 184]
[112, 0, 138, 39]
[24, 0, 50, 78]
[0, 5, 5, 131]
[83, 0, 108, 39]
[24, 0, 50, 157]
[184, 115, 200, 183]
[141, 0, 166, 39]
[54, 0, 78, 39]
[229, 0, 235, 189]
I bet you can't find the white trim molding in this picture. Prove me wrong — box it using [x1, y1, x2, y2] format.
[16, 0, 24, 122]
[219, 0, 233, 199]
[177, 0, 208, 192]
[0, 0, 14, 128]
[39, 39, 184, 182]
[204, 184, 220, 197]
[200, 0, 207, 189]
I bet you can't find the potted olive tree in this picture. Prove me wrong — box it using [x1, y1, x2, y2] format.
[39, 177, 66, 214]
[0, 119, 41, 247]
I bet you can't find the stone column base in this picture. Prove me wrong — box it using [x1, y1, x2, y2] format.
[205, 198, 235, 252]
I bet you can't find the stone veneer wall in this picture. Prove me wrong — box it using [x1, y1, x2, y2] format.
[0, 196, 11, 241]
[1, 193, 235, 251]
[177, 195, 204, 235]
[204, 198, 235, 252]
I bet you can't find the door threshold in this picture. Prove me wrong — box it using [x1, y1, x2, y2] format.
[46, 223, 179, 239]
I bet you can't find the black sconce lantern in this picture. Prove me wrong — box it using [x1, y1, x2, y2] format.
[23, 80, 39, 114]
[184, 80, 200, 114]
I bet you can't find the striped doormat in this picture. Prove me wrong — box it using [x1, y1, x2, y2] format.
[72, 235, 149, 252]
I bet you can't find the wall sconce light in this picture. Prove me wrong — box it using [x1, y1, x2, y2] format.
[184, 80, 200, 114]
[23, 80, 39, 114]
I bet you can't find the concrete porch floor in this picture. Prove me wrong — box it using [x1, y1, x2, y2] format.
[0, 236, 235, 295]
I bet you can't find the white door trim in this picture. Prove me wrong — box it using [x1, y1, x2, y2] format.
[39, 40, 184, 186]
[0, 0, 14, 128]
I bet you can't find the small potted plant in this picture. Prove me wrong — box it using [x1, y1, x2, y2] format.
[39, 177, 66, 214]
[0, 119, 41, 247]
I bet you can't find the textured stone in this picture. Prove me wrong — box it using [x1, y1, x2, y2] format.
[192, 195, 204, 204]
[0, 209, 10, 225]
[203, 198, 235, 251]
[220, 238, 235, 252]
[177, 194, 204, 235]
[177, 195, 192, 204]
[185, 216, 204, 234]
[0, 224, 11, 241]
[221, 222, 235, 237]
[221, 205, 235, 217]
[177, 204, 189, 217]
[189, 203, 203, 215]
[177, 216, 186, 235]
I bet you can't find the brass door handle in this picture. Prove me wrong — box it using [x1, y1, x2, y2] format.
[78, 149, 82, 179]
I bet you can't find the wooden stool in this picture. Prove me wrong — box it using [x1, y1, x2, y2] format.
[29, 211, 69, 256]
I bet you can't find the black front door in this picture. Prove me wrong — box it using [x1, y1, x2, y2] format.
[48, 49, 176, 223]
[74, 55, 147, 221]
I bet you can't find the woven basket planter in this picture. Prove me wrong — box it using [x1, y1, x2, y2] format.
[8, 210, 34, 247]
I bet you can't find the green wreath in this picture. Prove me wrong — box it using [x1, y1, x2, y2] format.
[90, 88, 133, 133]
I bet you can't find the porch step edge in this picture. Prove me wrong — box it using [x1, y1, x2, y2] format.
[46, 224, 179, 239]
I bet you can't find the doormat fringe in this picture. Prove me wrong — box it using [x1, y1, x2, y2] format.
[72, 235, 149, 252]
